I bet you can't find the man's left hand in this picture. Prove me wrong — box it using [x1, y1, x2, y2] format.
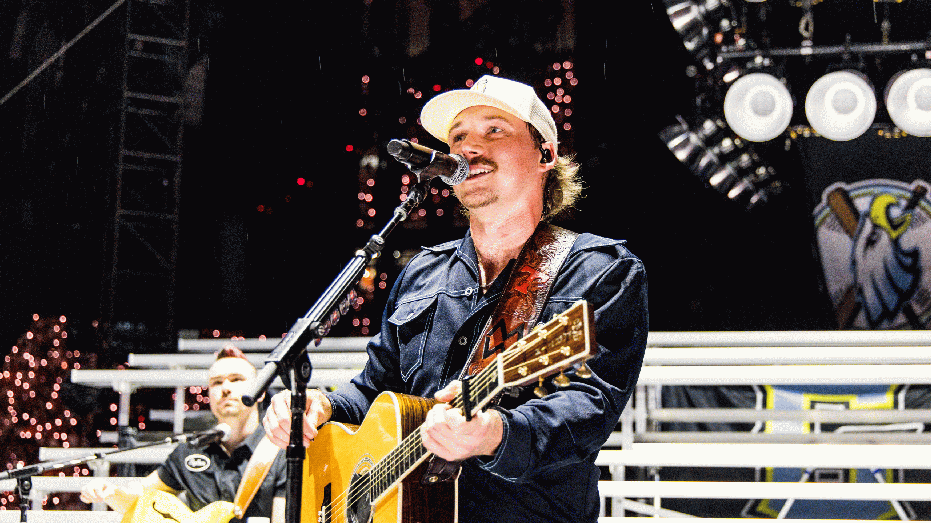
[421, 380, 503, 461]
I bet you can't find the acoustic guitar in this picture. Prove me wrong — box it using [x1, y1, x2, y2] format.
[302, 299, 596, 523]
[120, 434, 281, 523]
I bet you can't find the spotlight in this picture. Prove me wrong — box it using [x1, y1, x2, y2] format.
[885, 68, 931, 137]
[659, 116, 729, 170]
[747, 179, 783, 210]
[724, 72, 794, 142]
[661, 115, 781, 210]
[707, 151, 751, 194]
[664, 0, 710, 53]
[660, 116, 736, 181]
[663, 0, 734, 64]
[805, 70, 877, 141]
[659, 118, 703, 165]
[727, 176, 755, 202]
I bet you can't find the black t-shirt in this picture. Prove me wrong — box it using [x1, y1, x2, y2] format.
[157, 426, 286, 521]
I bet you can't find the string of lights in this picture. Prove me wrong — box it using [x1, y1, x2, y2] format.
[0, 316, 95, 510]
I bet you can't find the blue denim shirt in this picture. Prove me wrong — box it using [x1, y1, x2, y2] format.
[327, 230, 648, 522]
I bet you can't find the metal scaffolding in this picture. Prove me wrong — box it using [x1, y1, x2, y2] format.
[106, 0, 191, 354]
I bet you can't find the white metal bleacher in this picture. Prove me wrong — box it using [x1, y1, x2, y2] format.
[606, 329, 931, 520]
[0, 511, 122, 523]
[69, 337, 369, 432]
[55, 330, 931, 520]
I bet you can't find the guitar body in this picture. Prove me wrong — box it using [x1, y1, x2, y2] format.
[302, 300, 597, 523]
[120, 489, 235, 523]
[303, 391, 457, 523]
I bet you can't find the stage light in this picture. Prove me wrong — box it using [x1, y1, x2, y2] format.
[885, 68, 931, 137]
[724, 72, 793, 142]
[659, 116, 730, 174]
[659, 118, 703, 165]
[661, 113, 782, 210]
[663, 118, 745, 186]
[663, 0, 731, 52]
[663, 0, 733, 67]
[805, 70, 877, 141]
[727, 167, 758, 200]
[707, 152, 750, 194]
[748, 178, 783, 210]
[665, 0, 709, 53]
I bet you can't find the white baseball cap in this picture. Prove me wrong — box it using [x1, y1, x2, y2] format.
[420, 75, 558, 146]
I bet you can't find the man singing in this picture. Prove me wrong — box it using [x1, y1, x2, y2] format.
[264, 74, 649, 522]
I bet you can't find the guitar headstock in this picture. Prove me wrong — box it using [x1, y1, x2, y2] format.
[498, 300, 596, 388]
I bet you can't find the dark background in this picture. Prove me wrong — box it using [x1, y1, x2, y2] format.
[9, 0, 926, 360]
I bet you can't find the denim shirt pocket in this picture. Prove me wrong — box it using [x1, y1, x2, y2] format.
[387, 295, 438, 381]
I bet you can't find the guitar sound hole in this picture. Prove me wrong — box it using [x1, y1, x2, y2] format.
[346, 471, 372, 523]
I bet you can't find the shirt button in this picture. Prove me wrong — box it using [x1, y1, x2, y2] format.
[458, 336, 469, 346]
[464, 287, 474, 296]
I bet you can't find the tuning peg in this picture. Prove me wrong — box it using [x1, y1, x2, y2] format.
[553, 372, 571, 388]
[575, 363, 592, 379]
[533, 377, 547, 398]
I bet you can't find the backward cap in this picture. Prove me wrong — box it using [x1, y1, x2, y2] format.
[420, 75, 558, 146]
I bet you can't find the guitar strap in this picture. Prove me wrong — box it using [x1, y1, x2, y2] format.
[463, 222, 579, 378]
[422, 223, 578, 484]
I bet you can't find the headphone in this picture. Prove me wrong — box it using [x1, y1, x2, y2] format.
[540, 147, 553, 163]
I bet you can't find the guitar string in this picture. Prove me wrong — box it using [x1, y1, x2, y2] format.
[329, 336, 581, 514]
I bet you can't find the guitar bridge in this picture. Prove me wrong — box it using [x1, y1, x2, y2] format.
[319, 483, 331, 523]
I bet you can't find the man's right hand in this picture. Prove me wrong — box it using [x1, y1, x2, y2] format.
[262, 389, 332, 449]
[80, 477, 144, 513]
[79, 478, 117, 504]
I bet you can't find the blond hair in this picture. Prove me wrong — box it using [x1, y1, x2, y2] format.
[528, 124, 582, 221]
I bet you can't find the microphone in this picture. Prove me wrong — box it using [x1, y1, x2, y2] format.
[182, 423, 232, 448]
[387, 139, 469, 186]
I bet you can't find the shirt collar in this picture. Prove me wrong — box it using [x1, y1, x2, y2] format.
[205, 425, 264, 458]
[241, 426, 264, 453]
[422, 229, 480, 280]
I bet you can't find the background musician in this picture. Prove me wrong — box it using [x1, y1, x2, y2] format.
[80, 346, 287, 523]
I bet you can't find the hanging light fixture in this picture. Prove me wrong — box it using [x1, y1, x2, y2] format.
[659, 116, 729, 170]
[662, 0, 734, 68]
[664, 0, 711, 54]
[659, 118, 704, 166]
[660, 115, 780, 210]
[724, 72, 794, 142]
[885, 67, 931, 137]
[805, 70, 877, 141]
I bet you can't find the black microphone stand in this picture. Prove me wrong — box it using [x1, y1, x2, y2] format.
[0, 432, 202, 522]
[241, 177, 432, 523]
